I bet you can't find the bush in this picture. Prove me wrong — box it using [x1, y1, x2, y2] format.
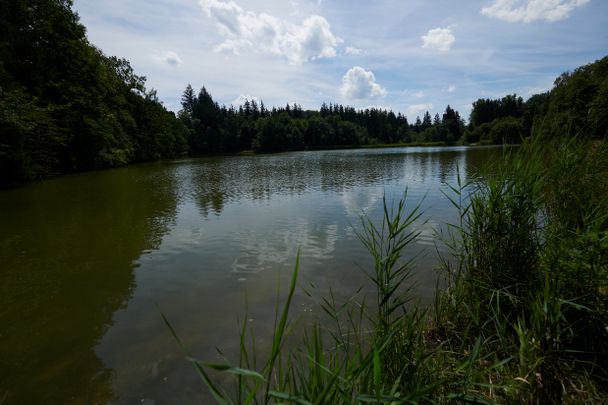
[488, 117, 524, 144]
[437, 137, 608, 403]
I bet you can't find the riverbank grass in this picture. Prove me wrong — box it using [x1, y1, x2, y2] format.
[169, 137, 607, 404]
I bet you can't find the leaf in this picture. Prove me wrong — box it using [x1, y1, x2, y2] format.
[159, 310, 230, 404]
[268, 390, 312, 405]
[203, 363, 266, 382]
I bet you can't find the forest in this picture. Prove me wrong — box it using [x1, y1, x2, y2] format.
[1, 0, 607, 185]
[0, 0, 188, 185]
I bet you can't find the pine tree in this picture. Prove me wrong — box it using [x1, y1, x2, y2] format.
[251, 99, 259, 119]
[414, 116, 422, 132]
[260, 100, 267, 117]
[433, 113, 441, 126]
[422, 111, 432, 130]
[243, 99, 251, 117]
[180, 84, 196, 118]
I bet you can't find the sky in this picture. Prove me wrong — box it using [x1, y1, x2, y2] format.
[72, 0, 608, 121]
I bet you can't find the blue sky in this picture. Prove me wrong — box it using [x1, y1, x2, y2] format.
[72, 0, 607, 121]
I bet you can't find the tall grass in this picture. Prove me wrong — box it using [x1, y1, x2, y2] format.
[166, 137, 607, 404]
[435, 137, 608, 403]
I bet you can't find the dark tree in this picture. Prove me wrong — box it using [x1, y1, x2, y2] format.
[0, 0, 187, 184]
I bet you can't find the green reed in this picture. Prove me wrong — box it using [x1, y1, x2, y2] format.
[166, 137, 607, 404]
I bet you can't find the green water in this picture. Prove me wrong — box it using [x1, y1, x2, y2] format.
[0, 145, 505, 404]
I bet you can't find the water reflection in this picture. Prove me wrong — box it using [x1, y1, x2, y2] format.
[186, 146, 506, 218]
[0, 165, 180, 404]
[0, 145, 508, 404]
[231, 220, 340, 274]
[187, 148, 453, 217]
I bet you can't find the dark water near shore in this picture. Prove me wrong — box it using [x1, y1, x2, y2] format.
[0, 145, 506, 404]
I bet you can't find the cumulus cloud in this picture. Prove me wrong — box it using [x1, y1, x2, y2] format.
[232, 94, 259, 105]
[407, 103, 433, 116]
[341, 66, 387, 99]
[447, 85, 457, 92]
[362, 104, 392, 111]
[481, 0, 590, 23]
[345, 46, 363, 55]
[290, 0, 324, 8]
[421, 28, 455, 51]
[153, 51, 183, 67]
[200, 0, 341, 64]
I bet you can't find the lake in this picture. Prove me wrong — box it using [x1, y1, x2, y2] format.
[0, 145, 506, 404]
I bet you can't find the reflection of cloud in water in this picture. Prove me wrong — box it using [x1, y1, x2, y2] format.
[231, 221, 339, 273]
[340, 187, 384, 218]
[183, 146, 509, 217]
[417, 218, 439, 247]
[185, 150, 413, 217]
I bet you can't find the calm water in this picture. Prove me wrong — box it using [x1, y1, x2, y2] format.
[0, 146, 505, 404]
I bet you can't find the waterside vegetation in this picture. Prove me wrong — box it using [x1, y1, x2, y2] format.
[170, 135, 608, 404]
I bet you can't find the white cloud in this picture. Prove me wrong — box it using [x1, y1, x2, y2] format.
[481, 0, 590, 23]
[407, 103, 433, 116]
[345, 46, 363, 55]
[421, 27, 455, 52]
[290, 0, 324, 8]
[153, 51, 183, 67]
[200, 0, 341, 64]
[526, 85, 552, 95]
[341, 66, 387, 99]
[399, 89, 425, 98]
[447, 85, 456, 92]
[232, 94, 260, 105]
[362, 104, 391, 111]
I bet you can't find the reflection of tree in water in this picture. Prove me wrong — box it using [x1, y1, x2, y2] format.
[0, 165, 180, 404]
[464, 145, 511, 178]
[188, 147, 506, 217]
[190, 151, 410, 216]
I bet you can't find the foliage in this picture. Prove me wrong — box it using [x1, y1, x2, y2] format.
[436, 137, 608, 403]
[466, 95, 529, 144]
[177, 83, 481, 154]
[469, 94, 525, 128]
[0, 0, 188, 185]
[0, 87, 64, 180]
[536, 56, 608, 139]
[487, 117, 524, 144]
[465, 56, 608, 145]
[178, 94, 414, 154]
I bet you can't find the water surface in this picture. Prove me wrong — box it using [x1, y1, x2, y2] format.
[0, 146, 505, 404]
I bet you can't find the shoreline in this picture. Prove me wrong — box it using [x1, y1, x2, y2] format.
[1, 142, 512, 189]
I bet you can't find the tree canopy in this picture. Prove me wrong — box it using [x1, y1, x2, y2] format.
[465, 55, 608, 144]
[0, 0, 188, 185]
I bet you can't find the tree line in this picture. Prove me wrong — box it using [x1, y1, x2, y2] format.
[0, 0, 189, 185]
[1, 0, 606, 185]
[464, 56, 607, 143]
[178, 85, 472, 154]
[175, 55, 607, 154]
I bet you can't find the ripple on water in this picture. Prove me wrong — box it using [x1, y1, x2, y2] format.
[0, 145, 509, 404]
